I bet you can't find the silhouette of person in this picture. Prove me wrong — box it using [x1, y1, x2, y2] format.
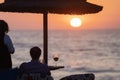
[0, 20, 15, 70]
[19, 46, 51, 77]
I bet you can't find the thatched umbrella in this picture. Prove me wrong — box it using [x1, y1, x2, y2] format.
[0, 0, 103, 64]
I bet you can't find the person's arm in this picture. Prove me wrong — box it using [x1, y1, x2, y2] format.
[44, 64, 51, 75]
[4, 34, 15, 54]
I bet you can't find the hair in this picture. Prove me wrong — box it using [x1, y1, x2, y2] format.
[0, 20, 9, 34]
[30, 46, 41, 60]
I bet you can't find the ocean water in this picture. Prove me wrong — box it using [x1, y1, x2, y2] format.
[9, 29, 120, 80]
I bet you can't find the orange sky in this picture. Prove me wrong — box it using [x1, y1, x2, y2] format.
[0, 0, 120, 30]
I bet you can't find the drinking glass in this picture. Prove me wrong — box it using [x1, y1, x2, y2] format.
[53, 53, 59, 66]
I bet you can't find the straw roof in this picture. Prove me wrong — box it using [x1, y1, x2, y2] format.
[0, 0, 103, 14]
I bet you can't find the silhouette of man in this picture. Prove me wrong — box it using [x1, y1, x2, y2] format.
[19, 46, 51, 77]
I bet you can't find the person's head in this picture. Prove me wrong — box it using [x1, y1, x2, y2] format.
[30, 46, 41, 60]
[0, 20, 9, 33]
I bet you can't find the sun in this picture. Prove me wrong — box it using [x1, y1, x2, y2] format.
[70, 18, 82, 27]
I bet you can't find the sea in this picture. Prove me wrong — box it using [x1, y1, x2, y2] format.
[9, 29, 120, 80]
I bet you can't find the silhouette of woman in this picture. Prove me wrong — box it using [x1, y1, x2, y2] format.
[0, 20, 15, 70]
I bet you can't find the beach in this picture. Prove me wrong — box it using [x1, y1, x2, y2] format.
[10, 29, 120, 80]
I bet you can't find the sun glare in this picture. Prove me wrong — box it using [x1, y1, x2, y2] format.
[70, 18, 82, 27]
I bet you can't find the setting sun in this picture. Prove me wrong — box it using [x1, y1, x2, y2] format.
[70, 18, 82, 27]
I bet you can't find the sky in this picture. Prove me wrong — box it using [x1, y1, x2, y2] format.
[0, 0, 120, 30]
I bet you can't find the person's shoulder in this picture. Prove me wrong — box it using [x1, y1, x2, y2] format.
[5, 34, 9, 37]
[42, 63, 49, 68]
[21, 62, 27, 65]
[20, 62, 28, 67]
[4, 34, 10, 39]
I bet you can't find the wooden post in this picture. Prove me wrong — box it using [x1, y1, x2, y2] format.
[43, 12, 48, 64]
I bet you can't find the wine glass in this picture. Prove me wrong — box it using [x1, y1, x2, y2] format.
[53, 53, 59, 66]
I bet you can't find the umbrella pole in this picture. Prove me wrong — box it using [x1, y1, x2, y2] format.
[43, 12, 48, 64]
